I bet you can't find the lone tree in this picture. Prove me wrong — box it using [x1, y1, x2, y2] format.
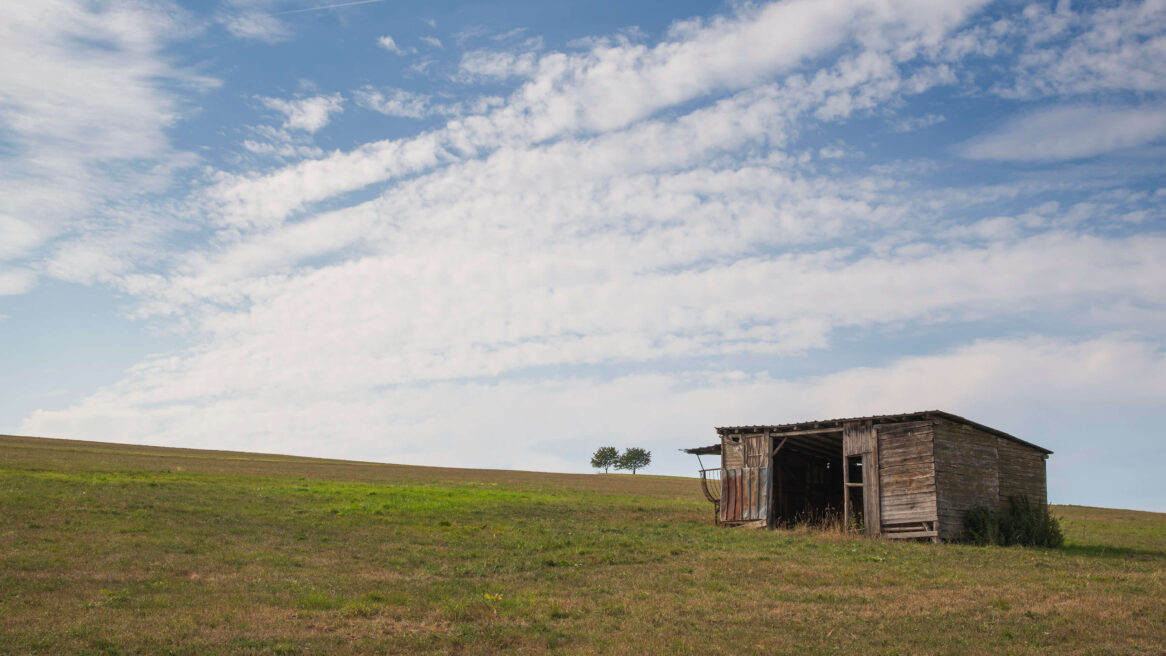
[590, 446, 619, 473]
[616, 448, 652, 475]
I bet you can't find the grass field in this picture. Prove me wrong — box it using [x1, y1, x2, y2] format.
[1, 435, 1163, 655]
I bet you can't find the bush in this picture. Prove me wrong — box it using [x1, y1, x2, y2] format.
[964, 497, 1064, 548]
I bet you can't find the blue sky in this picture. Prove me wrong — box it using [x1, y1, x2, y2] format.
[1, 0, 1164, 512]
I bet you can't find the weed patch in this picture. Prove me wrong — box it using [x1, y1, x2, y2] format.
[965, 497, 1065, 548]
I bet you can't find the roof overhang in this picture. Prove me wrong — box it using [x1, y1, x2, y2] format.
[714, 410, 1052, 455]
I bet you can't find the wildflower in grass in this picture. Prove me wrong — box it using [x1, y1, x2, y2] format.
[483, 592, 503, 601]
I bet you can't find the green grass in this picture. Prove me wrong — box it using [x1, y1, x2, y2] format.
[1, 434, 1163, 655]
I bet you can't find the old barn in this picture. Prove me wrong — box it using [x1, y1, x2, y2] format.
[684, 410, 1051, 541]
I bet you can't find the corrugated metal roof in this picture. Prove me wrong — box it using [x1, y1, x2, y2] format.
[713, 410, 1052, 454]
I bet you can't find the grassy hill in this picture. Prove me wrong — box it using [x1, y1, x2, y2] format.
[1, 435, 1162, 655]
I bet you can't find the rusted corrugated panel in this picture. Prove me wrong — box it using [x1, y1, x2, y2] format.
[755, 468, 764, 519]
[743, 468, 753, 519]
[724, 470, 733, 522]
[732, 469, 742, 521]
[744, 468, 755, 520]
[721, 467, 772, 523]
[721, 468, 744, 522]
[719, 472, 729, 522]
[736, 466, 770, 521]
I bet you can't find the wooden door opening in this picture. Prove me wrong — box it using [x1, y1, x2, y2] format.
[771, 451, 844, 527]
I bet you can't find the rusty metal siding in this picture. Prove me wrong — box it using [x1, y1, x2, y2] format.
[719, 466, 770, 523]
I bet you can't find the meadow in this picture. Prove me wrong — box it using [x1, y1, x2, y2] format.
[1, 434, 1162, 655]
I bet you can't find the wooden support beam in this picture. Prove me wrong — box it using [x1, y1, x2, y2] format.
[769, 427, 844, 437]
[771, 436, 789, 457]
[843, 450, 850, 531]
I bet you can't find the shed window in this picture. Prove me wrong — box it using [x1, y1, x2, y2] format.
[846, 456, 863, 483]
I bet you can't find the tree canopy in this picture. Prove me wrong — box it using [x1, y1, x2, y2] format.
[615, 448, 651, 475]
[590, 446, 619, 473]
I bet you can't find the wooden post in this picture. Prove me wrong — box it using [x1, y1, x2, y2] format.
[842, 450, 850, 531]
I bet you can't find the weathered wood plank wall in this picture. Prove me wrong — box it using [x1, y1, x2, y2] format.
[997, 438, 1047, 505]
[877, 421, 938, 530]
[843, 421, 875, 456]
[933, 417, 1000, 541]
[723, 436, 744, 470]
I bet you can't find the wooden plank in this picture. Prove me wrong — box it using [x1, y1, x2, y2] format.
[768, 427, 844, 437]
[723, 437, 744, 470]
[865, 449, 880, 537]
[884, 530, 938, 540]
[881, 490, 937, 504]
[882, 498, 938, 512]
[881, 481, 937, 498]
[883, 499, 937, 515]
[878, 462, 936, 476]
[842, 449, 851, 531]
[880, 475, 937, 491]
[882, 507, 938, 522]
[843, 421, 874, 456]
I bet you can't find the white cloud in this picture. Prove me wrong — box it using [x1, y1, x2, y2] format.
[377, 35, 415, 55]
[354, 87, 503, 120]
[207, 0, 987, 229]
[0, 267, 35, 296]
[220, 10, 290, 43]
[0, 214, 42, 260]
[355, 87, 436, 119]
[125, 225, 1166, 397]
[1002, 1, 1166, 99]
[891, 112, 945, 132]
[457, 49, 539, 80]
[963, 105, 1166, 161]
[0, 0, 214, 289]
[260, 93, 345, 133]
[492, 27, 527, 42]
[420, 35, 443, 49]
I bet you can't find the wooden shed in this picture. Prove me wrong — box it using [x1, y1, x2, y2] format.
[683, 410, 1051, 541]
